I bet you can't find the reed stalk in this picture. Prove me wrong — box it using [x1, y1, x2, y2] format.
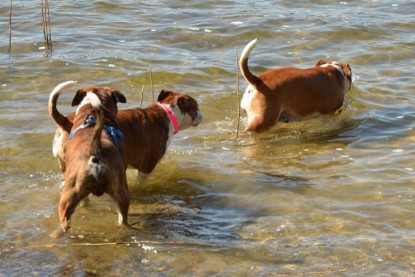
[140, 85, 145, 108]
[149, 65, 154, 103]
[8, 0, 12, 54]
[41, 0, 52, 56]
[235, 46, 241, 139]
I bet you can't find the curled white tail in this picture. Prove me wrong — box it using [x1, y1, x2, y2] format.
[239, 38, 262, 89]
[48, 80, 77, 128]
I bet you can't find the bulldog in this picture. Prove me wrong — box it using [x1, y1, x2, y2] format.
[49, 82, 203, 178]
[53, 82, 130, 236]
[116, 89, 203, 177]
[239, 38, 352, 132]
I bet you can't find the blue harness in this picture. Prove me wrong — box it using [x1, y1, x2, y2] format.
[68, 115, 124, 150]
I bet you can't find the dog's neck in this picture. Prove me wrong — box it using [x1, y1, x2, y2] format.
[158, 102, 179, 135]
[320, 62, 349, 93]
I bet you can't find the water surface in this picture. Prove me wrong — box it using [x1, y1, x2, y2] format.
[1, 0, 414, 276]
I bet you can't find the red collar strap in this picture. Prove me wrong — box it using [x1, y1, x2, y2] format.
[158, 102, 179, 135]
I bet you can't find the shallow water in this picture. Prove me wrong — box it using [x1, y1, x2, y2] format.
[1, 0, 414, 276]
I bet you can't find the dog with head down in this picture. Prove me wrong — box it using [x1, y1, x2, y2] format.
[239, 38, 352, 132]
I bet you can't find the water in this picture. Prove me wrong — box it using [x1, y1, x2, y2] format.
[1, 0, 414, 276]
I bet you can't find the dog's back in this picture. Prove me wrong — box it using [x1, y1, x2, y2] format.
[54, 86, 129, 237]
[117, 106, 170, 174]
[64, 94, 107, 196]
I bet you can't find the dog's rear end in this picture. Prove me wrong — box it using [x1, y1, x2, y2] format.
[54, 85, 129, 237]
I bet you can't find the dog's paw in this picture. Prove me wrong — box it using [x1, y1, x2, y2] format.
[50, 228, 65, 239]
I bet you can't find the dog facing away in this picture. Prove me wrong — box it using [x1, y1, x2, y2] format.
[52, 82, 130, 236]
[239, 38, 352, 132]
[49, 83, 203, 179]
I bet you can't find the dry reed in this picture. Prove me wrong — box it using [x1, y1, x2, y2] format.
[149, 65, 154, 103]
[8, 0, 12, 53]
[140, 85, 145, 108]
[235, 46, 241, 139]
[41, 0, 53, 56]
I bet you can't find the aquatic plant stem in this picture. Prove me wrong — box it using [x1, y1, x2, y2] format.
[140, 85, 145, 108]
[235, 46, 241, 139]
[41, 0, 53, 56]
[8, 0, 12, 54]
[149, 65, 154, 103]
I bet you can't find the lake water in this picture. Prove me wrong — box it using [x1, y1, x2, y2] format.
[1, 0, 414, 276]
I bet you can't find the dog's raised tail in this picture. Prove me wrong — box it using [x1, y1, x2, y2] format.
[85, 93, 106, 197]
[239, 38, 262, 90]
[88, 93, 105, 158]
[48, 81, 77, 128]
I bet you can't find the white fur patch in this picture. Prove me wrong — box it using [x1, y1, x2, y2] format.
[50, 81, 77, 98]
[320, 62, 350, 94]
[240, 85, 255, 113]
[320, 61, 343, 74]
[239, 38, 258, 83]
[240, 38, 257, 63]
[163, 104, 203, 146]
[76, 92, 102, 114]
[48, 80, 77, 115]
[52, 127, 64, 159]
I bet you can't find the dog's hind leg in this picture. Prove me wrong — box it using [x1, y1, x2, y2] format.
[57, 183, 89, 233]
[134, 170, 149, 186]
[110, 176, 130, 226]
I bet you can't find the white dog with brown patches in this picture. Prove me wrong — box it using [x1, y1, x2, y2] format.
[239, 38, 352, 132]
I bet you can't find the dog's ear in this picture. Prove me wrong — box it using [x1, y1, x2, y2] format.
[315, 60, 327, 67]
[342, 63, 352, 78]
[111, 89, 126, 103]
[157, 90, 173, 102]
[177, 96, 196, 110]
[72, 89, 87, 106]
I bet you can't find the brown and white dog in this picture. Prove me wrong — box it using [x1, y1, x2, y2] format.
[53, 82, 130, 236]
[116, 90, 203, 177]
[239, 38, 352, 132]
[49, 82, 203, 179]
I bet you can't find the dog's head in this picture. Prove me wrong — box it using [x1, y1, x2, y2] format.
[316, 60, 352, 93]
[157, 89, 203, 130]
[72, 87, 126, 122]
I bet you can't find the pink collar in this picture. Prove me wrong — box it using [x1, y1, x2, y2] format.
[158, 102, 179, 135]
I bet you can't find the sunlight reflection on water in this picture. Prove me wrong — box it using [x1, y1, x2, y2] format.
[1, 0, 414, 276]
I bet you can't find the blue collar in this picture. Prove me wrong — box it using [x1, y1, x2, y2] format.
[69, 115, 124, 150]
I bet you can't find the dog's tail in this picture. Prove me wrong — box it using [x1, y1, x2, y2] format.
[48, 81, 77, 128]
[239, 38, 262, 90]
[88, 93, 105, 158]
[82, 92, 107, 197]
